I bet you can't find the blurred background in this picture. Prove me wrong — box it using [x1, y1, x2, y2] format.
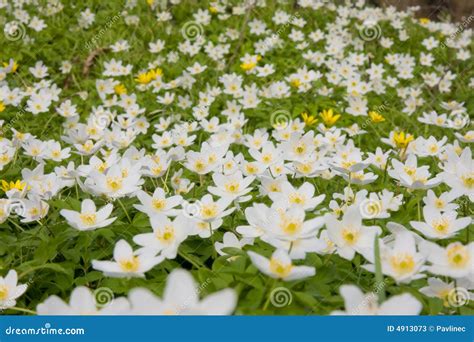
[372, 0, 473, 24]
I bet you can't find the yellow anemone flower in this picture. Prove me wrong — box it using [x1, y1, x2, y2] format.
[368, 111, 385, 123]
[393, 131, 414, 149]
[240, 62, 257, 72]
[319, 109, 341, 126]
[301, 112, 317, 126]
[0, 180, 28, 192]
[114, 84, 127, 95]
[0, 101, 5, 112]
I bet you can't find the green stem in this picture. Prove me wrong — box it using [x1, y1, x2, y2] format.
[7, 306, 37, 315]
[117, 198, 132, 223]
[374, 234, 385, 303]
[8, 218, 24, 232]
[263, 278, 277, 311]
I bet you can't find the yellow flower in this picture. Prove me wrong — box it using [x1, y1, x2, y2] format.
[0, 180, 28, 193]
[114, 84, 127, 95]
[0, 101, 5, 112]
[146, 0, 155, 6]
[290, 78, 301, 88]
[419, 18, 430, 25]
[319, 109, 341, 126]
[3, 61, 18, 72]
[301, 112, 317, 126]
[256, 55, 262, 62]
[393, 131, 414, 149]
[368, 111, 385, 123]
[209, 6, 218, 14]
[135, 72, 152, 84]
[240, 62, 256, 71]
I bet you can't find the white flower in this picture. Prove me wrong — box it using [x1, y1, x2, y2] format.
[60, 199, 116, 231]
[133, 214, 189, 259]
[325, 206, 381, 261]
[92, 240, 164, 278]
[248, 249, 315, 281]
[128, 269, 237, 315]
[410, 206, 471, 239]
[37, 287, 129, 315]
[331, 285, 422, 315]
[0, 270, 27, 310]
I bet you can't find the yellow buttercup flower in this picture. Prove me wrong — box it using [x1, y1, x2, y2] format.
[368, 111, 385, 123]
[419, 18, 430, 25]
[114, 84, 127, 95]
[146, 0, 155, 6]
[320, 109, 341, 126]
[209, 6, 218, 14]
[301, 112, 317, 126]
[393, 131, 414, 149]
[240, 62, 256, 71]
[0, 101, 5, 112]
[290, 78, 301, 88]
[3, 61, 18, 72]
[135, 68, 162, 84]
[0, 180, 28, 193]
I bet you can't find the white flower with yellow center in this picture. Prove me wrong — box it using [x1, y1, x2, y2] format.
[128, 269, 237, 315]
[134, 187, 182, 217]
[208, 171, 255, 201]
[0, 270, 27, 310]
[326, 205, 381, 261]
[92, 239, 164, 278]
[133, 214, 189, 259]
[331, 285, 422, 315]
[410, 206, 471, 239]
[60, 199, 116, 231]
[364, 232, 426, 283]
[420, 241, 473, 279]
[248, 249, 315, 281]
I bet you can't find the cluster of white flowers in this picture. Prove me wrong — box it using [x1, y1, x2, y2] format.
[0, 0, 472, 315]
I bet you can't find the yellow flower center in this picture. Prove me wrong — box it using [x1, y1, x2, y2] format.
[0, 285, 9, 300]
[281, 219, 302, 235]
[106, 177, 123, 191]
[269, 258, 292, 278]
[80, 213, 97, 226]
[119, 257, 140, 272]
[225, 182, 240, 194]
[390, 254, 415, 275]
[447, 245, 469, 268]
[341, 228, 359, 245]
[157, 225, 175, 244]
[201, 204, 218, 219]
[152, 199, 166, 211]
[433, 218, 450, 235]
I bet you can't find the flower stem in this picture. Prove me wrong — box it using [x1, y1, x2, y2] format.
[7, 306, 37, 315]
[117, 198, 132, 223]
